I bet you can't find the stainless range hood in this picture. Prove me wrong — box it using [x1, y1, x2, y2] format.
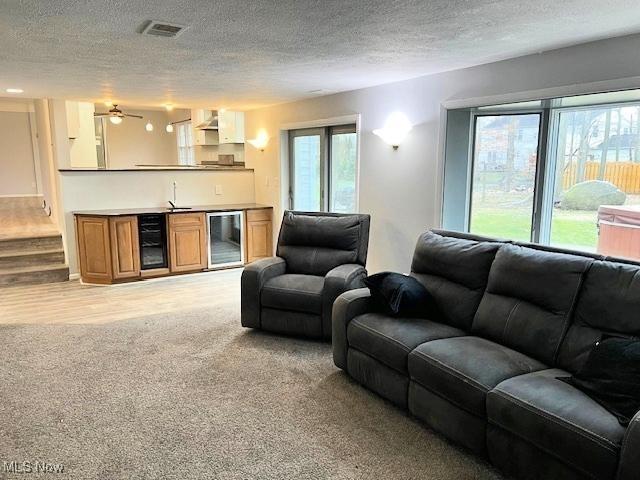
[194, 110, 218, 130]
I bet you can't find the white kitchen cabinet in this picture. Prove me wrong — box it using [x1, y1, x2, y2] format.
[218, 111, 245, 144]
[190, 109, 218, 146]
[190, 109, 244, 146]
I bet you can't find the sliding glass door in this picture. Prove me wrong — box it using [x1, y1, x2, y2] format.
[290, 128, 324, 211]
[469, 113, 542, 241]
[289, 124, 357, 213]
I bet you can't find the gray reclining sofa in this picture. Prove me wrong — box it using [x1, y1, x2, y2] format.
[333, 229, 640, 480]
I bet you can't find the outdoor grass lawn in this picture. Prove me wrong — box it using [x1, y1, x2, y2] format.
[471, 208, 598, 250]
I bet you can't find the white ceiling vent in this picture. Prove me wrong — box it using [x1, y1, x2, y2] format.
[141, 21, 187, 38]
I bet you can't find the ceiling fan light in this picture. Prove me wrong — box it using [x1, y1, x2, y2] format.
[145, 121, 154, 132]
[109, 116, 123, 125]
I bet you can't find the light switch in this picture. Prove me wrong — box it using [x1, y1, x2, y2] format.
[265, 176, 270, 187]
[215, 185, 223, 195]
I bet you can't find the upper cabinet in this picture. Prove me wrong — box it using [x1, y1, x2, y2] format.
[190, 109, 245, 146]
[218, 110, 245, 144]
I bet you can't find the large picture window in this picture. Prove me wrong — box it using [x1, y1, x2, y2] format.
[288, 124, 357, 213]
[444, 89, 640, 262]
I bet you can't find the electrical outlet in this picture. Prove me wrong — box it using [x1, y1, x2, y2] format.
[215, 185, 223, 195]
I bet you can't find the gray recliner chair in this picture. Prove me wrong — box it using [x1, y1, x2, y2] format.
[241, 210, 370, 339]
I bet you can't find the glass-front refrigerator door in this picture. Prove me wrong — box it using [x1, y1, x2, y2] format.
[207, 211, 245, 268]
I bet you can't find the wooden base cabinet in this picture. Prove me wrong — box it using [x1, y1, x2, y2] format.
[168, 213, 208, 272]
[76, 215, 140, 284]
[245, 209, 273, 263]
[76, 207, 273, 284]
[110, 217, 140, 279]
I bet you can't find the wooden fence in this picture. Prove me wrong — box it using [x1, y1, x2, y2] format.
[563, 162, 640, 194]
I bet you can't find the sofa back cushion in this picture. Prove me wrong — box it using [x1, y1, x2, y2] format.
[558, 260, 640, 373]
[410, 231, 502, 330]
[276, 211, 370, 276]
[472, 244, 592, 365]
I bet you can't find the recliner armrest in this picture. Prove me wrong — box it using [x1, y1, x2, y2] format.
[241, 257, 287, 329]
[618, 410, 640, 480]
[322, 264, 367, 339]
[332, 287, 377, 370]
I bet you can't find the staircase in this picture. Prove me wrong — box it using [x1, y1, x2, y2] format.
[0, 197, 69, 287]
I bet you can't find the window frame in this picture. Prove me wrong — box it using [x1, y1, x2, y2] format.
[467, 110, 545, 242]
[449, 90, 640, 251]
[288, 123, 357, 213]
[176, 121, 195, 166]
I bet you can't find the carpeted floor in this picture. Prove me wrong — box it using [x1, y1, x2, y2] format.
[0, 283, 504, 479]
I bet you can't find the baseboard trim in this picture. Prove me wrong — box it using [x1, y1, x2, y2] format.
[69, 273, 80, 280]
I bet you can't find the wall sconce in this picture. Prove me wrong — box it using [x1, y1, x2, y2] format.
[247, 130, 269, 151]
[373, 112, 412, 149]
[165, 124, 174, 133]
[145, 121, 154, 132]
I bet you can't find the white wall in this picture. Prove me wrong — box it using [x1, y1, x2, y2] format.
[245, 33, 640, 273]
[68, 102, 98, 168]
[59, 169, 255, 274]
[33, 99, 59, 223]
[0, 103, 38, 196]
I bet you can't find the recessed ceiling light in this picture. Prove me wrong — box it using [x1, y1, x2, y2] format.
[6, 88, 23, 94]
[164, 104, 174, 111]
[105, 100, 113, 107]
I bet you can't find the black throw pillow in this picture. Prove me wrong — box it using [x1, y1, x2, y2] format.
[560, 337, 640, 426]
[363, 272, 440, 318]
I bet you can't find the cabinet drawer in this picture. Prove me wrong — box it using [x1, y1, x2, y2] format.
[246, 209, 272, 222]
[168, 212, 204, 226]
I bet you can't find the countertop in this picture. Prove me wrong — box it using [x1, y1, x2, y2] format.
[59, 166, 252, 172]
[73, 203, 273, 216]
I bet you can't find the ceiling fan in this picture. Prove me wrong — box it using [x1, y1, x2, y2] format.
[94, 104, 143, 125]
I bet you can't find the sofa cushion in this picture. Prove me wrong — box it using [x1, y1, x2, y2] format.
[276, 212, 370, 276]
[410, 231, 502, 330]
[472, 244, 592, 365]
[558, 260, 640, 373]
[347, 313, 465, 373]
[487, 368, 626, 480]
[261, 274, 324, 313]
[408, 336, 545, 417]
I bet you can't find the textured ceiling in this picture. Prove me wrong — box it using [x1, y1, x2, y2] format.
[1, 0, 639, 110]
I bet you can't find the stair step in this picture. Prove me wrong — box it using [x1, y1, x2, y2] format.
[0, 248, 66, 268]
[0, 264, 69, 287]
[0, 234, 63, 252]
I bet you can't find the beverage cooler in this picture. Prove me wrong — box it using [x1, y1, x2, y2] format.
[138, 214, 168, 269]
[207, 211, 245, 268]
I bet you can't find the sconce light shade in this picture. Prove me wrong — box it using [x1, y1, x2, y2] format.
[373, 112, 412, 149]
[247, 130, 269, 151]
[165, 124, 174, 133]
[145, 121, 154, 132]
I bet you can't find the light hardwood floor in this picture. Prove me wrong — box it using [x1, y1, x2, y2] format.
[0, 268, 242, 325]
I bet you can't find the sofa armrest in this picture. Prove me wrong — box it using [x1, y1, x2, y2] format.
[321, 264, 367, 339]
[332, 287, 377, 370]
[618, 410, 640, 480]
[241, 257, 287, 329]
